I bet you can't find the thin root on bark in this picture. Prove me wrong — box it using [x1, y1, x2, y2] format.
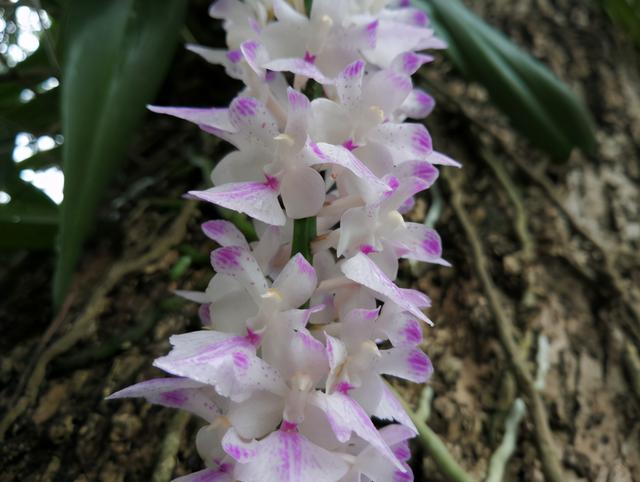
[444, 169, 565, 482]
[0, 201, 197, 441]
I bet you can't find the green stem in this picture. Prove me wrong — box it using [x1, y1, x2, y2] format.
[392, 384, 477, 482]
[292, 216, 316, 264]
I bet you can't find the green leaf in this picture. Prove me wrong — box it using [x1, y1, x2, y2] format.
[0, 89, 59, 140]
[417, 0, 596, 159]
[54, 0, 187, 306]
[0, 176, 58, 250]
[601, 0, 640, 47]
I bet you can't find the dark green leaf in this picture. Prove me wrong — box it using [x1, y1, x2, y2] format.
[418, 0, 596, 159]
[0, 88, 59, 140]
[0, 177, 58, 250]
[601, 0, 640, 47]
[54, 0, 187, 306]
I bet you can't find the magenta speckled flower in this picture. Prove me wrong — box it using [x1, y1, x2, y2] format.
[109, 1, 461, 481]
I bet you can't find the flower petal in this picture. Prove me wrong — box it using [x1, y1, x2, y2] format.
[210, 246, 268, 303]
[222, 428, 349, 482]
[373, 382, 418, 434]
[188, 180, 286, 226]
[227, 391, 284, 439]
[391, 160, 439, 185]
[186, 44, 244, 79]
[148, 105, 234, 131]
[390, 52, 434, 75]
[370, 122, 433, 164]
[377, 347, 433, 383]
[272, 253, 318, 309]
[309, 391, 403, 471]
[240, 40, 270, 75]
[154, 331, 286, 401]
[107, 378, 220, 422]
[362, 69, 412, 116]
[376, 308, 423, 347]
[202, 220, 250, 249]
[336, 60, 365, 112]
[308, 142, 389, 201]
[397, 223, 450, 266]
[309, 99, 351, 145]
[211, 150, 266, 186]
[341, 253, 431, 323]
[228, 97, 280, 150]
[264, 58, 333, 85]
[398, 89, 435, 119]
[427, 150, 462, 167]
[280, 167, 326, 219]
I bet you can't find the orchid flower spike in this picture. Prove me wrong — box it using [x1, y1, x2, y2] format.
[110, 1, 461, 481]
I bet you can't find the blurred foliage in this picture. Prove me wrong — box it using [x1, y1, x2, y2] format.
[0, 3, 60, 251]
[600, 0, 640, 47]
[0, 168, 57, 250]
[53, 0, 186, 305]
[418, 0, 597, 160]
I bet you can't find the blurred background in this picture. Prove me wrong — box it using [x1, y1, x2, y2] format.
[0, 0, 638, 481]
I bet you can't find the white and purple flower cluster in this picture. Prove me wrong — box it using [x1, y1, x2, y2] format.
[109, 1, 460, 480]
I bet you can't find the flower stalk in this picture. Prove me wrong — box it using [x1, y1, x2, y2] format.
[292, 216, 316, 264]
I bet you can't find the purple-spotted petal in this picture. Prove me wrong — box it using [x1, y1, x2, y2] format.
[309, 391, 404, 471]
[264, 57, 333, 85]
[186, 44, 244, 79]
[210, 246, 268, 303]
[148, 105, 234, 132]
[107, 378, 220, 422]
[202, 220, 250, 249]
[377, 347, 433, 383]
[336, 60, 365, 112]
[371, 123, 433, 164]
[222, 427, 349, 482]
[272, 253, 318, 309]
[307, 142, 389, 201]
[399, 89, 435, 119]
[362, 69, 412, 116]
[228, 97, 280, 149]
[355, 425, 415, 482]
[392, 160, 439, 185]
[373, 382, 418, 434]
[240, 40, 269, 74]
[390, 52, 434, 75]
[284, 87, 311, 150]
[187, 180, 286, 226]
[398, 223, 450, 266]
[377, 309, 423, 347]
[341, 253, 431, 324]
[154, 331, 286, 401]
